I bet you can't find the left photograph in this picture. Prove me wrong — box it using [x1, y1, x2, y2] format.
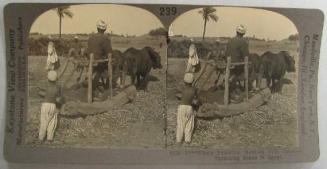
[25, 4, 167, 149]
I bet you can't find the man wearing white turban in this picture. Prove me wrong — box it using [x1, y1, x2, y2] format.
[225, 24, 250, 102]
[86, 20, 113, 94]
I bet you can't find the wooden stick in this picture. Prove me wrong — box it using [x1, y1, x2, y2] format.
[214, 71, 221, 88]
[230, 62, 248, 66]
[244, 56, 249, 101]
[77, 66, 84, 83]
[71, 59, 109, 66]
[224, 57, 231, 106]
[94, 58, 109, 63]
[87, 54, 94, 103]
[108, 53, 113, 99]
[201, 60, 252, 68]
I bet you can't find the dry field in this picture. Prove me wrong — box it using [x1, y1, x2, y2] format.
[166, 39, 299, 149]
[24, 35, 300, 150]
[24, 36, 167, 149]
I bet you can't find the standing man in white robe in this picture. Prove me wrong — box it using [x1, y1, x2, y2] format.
[46, 36, 59, 71]
[186, 39, 199, 73]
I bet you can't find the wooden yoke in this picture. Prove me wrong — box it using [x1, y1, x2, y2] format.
[108, 53, 113, 99]
[88, 53, 94, 103]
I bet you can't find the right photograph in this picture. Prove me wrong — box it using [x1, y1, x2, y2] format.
[166, 7, 299, 149]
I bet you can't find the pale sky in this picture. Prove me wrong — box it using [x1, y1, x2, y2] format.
[31, 5, 298, 40]
[171, 7, 298, 40]
[30, 4, 164, 36]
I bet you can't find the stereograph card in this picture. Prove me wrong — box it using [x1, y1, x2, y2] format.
[2, 2, 324, 164]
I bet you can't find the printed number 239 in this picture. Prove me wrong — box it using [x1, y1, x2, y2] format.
[159, 7, 177, 16]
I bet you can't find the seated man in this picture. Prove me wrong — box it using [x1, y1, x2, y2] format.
[225, 24, 249, 102]
[85, 20, 113, 96]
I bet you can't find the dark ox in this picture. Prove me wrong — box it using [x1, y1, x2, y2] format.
[248, 53, 263, 90]
[111, 50, 125, 87]
[261, 51, 296, 93]
[123, 47, 162, 89]
[93, 49, 125, 89]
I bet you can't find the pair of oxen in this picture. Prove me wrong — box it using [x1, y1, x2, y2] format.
[87, 47, 295, 94]
[99, 47, 162, 90]
[228, 51, 296, 93]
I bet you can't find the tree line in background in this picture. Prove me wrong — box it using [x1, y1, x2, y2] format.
[149, 27, 168, 36]
[28, 37, 79, 56]
[288, 33, 299, 41]
[168, 39, 226, 59]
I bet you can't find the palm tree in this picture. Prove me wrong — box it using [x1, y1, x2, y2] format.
[54, 6, 73, 39]
[198, 7, 218, 40]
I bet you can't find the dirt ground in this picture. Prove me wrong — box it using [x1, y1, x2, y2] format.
[166, 39, 299, 149]
[24, 36, 167, 149]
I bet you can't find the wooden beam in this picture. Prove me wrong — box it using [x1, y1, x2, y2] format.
[71, 58, 110, 66]
[94, 58, 109, 63]
[87, 54, 94, 103]
[201, 60, 252, 68]
[230, 62, 248, 66]
[61, 85, 137, 116]
[244, 56, 249, 101]
[197, 88, 271, 118]
[224, 57, 231, 106]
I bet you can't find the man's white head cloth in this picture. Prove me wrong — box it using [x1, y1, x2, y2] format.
[236, 24, 246, 34]
[47, 70, 58, 82]
[184, 73, 194, 84]
[97, 20, 107, 30]
[48, 35, 53, 40]
[74, 35, 79, 39]
[190, 38, 194, 42]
